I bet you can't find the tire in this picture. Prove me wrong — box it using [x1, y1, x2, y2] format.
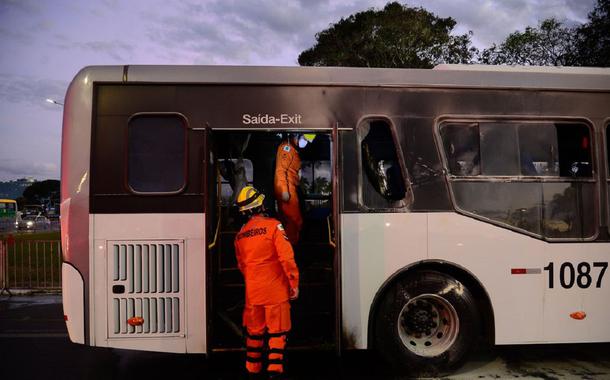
[373, 270, 480, 377]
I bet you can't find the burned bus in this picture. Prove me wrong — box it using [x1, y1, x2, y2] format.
[61, 64, 610, 373]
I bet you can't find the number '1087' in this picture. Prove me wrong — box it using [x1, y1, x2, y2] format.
[543, 262, 608, 289]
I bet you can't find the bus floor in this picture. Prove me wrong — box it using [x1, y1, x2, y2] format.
[210, 211, 336, 351]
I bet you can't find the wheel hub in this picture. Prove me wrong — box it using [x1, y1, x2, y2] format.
[403, 301, 438, 336]
[397, 294, 459, 357]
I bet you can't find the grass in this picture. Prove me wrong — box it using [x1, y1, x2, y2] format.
[0, 230, 60, 240]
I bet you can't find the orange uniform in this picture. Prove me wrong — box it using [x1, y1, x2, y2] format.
[234, 214, 299, 375]
[274, 141, 303, 244]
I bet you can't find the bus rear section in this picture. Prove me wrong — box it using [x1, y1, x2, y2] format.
[60, 67, 341, 355]
[61, 67, 207, 352]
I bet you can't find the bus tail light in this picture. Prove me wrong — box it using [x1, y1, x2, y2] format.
[128, 317, 145, 326]
[570, 311, 586, 320]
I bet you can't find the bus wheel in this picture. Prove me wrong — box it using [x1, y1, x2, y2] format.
[374, 270, 479, 376]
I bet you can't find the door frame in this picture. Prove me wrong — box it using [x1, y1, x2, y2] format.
[202, 126, 344, 352]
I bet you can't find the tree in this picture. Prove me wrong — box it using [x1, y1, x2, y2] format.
[298, 2, 476, 68]
[21, 180, 60, 205]
[576, 0, 610, 67]
[479, 18, 579, 66]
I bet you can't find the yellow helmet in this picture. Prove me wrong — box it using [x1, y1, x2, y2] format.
[236, 186, 265, 212]
[303, 133, 316, 143]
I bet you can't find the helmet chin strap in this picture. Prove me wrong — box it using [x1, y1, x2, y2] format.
[241, 204, 265, 217]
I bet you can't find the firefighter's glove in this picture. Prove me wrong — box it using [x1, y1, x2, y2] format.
[289, 287, 299, 300]
[281, 191, 290, 202]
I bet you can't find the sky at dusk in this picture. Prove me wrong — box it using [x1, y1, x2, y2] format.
[0, 0, 597, 181]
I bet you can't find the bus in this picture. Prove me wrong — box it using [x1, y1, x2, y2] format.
[60, 64, 610, 375]
[0, 199, 18, 231]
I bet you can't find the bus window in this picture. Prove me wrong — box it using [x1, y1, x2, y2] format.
[452, 181, 543, 235]
[127, 115, 187, 193]
[0, 199, 18, 231]
[440, 123, 480, 176]
[441, 121, 595, 240]
[359, 120, 407, 209]
[543, 123, 594, 238]
[518, 124, 559, 176]
[556, 123, 592, 177]
[542, 182, 595, 238]
[480, 123, 519, 176]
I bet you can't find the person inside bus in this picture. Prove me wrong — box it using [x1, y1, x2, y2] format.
[219, 133, 252, 204]
[274, 133, 315, 244]
[234, 185, 300, 379]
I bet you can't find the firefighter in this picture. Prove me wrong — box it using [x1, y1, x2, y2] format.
[234, 185, 300, 378]
[274, 133, 315, 244]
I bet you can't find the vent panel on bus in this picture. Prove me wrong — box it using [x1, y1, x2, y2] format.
[107, 241, 185, 338]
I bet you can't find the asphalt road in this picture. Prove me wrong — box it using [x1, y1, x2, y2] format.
[1, 294, 610, 379]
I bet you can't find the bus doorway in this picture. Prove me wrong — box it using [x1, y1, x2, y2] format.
[206, 131, 338, 352]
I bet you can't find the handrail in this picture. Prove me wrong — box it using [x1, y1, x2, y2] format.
[207, 213, 221, 250]
[327, 215, 336, 248]
[208, 167, 223, 250]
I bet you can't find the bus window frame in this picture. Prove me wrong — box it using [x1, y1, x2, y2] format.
[356, 116, 413, 212]
[125, 112, 190, 196]
[435, 116, 599, 242]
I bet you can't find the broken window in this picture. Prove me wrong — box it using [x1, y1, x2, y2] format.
[359, 120, 407, 209]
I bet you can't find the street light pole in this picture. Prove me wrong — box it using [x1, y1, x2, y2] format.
[45, 98, 63, 106]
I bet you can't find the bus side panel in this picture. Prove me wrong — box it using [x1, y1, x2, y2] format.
[91, 213, 206, 353]
[428, 212, 610, 344]
[341, 212, 428, 349]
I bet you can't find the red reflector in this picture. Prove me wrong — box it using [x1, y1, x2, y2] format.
[511, 268, 527, 274]
[570, 311, 586, 320]
[128, 317, 145, 326]
[64, 315, 68, 321]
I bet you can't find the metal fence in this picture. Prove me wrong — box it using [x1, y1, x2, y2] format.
[0, 239, 62, 293]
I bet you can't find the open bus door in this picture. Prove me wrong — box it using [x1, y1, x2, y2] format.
[206, 129, 339, 352]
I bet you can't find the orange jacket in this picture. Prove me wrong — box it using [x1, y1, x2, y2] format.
[234, 215, 299, 305]
[274, 141, 301, 196]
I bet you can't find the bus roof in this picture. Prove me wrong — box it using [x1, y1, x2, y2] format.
[67, 64, 610, 99]
[0, 199, 17, 203]
[433, 63, 610, 75]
